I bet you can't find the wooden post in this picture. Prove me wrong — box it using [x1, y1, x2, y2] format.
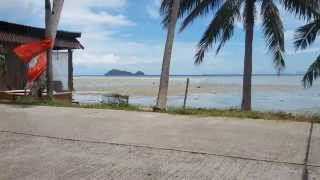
[45, 0, 64, 98]
[45, 0, 52, 97]
[183, 78, 190, 109]
[68, 49, 73, 91]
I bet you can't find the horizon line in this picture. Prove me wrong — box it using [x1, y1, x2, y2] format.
[74, 73, 305, 77]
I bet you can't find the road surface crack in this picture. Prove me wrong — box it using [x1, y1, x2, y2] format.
[0, 130, 319, 169]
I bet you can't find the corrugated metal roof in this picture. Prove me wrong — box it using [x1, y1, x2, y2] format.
[0, 21, 83, 50]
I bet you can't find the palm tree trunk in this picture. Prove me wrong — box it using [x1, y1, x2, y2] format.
[45, 0, 64, 98]
[241, 19, 254, 111]
[156, 0, 180, 110]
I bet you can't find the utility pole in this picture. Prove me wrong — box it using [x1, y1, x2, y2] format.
[156, 0, 180, 110]
[45, 0, 64, 98]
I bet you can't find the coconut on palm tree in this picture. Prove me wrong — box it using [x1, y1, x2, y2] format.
[294, 17, 320, 87]
[161, 0, 319, 111]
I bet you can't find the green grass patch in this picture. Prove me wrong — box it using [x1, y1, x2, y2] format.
[167, 107, 320, 123]
[13, 97, 141, 111]
[81, 103, 141, 111]
[14, 96, 73, 107]
[5, 98, 320, 123]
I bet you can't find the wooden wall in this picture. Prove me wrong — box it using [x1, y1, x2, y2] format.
[0, 45, 74, 92]
[0, 44, 27, 91]
[0, 45, 6, 90]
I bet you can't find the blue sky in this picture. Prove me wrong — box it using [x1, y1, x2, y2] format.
[0, 0, 320, 75]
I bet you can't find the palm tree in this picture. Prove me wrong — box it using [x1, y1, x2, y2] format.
[45, 0, 64, 98]
[156, 0, 181, 110]
[294, 18, 320, 87]
[161, 0, 319, 111]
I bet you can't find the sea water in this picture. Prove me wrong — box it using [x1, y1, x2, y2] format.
[73, 75, 320, 115]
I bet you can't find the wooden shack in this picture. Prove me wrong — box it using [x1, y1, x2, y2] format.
[0, 21, 83, 93]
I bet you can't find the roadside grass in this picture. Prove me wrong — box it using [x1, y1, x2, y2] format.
[167, 108, 320, 123]
[12, 96, 141, 111]
[6, 98, 320, 123]
[13, 96, 73, 107]
[81, 103, 141, 111]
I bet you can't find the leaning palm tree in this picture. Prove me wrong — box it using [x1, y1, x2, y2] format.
[294, 18, 320, 88]
[156, 0, 181, 110]
[161, 0, 319, 111]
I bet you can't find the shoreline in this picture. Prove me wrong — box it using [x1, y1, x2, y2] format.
[74, 74, 306, 77]
[74, 78, 303, 97]
[72, 76, 320, 114]
[6, 99, 320, 123]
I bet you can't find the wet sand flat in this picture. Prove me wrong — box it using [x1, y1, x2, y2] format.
[74, 76, 302, 97]
[73, 76, 320, 114]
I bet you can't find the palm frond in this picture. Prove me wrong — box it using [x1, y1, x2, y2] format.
[195, 0, 242, 64]
[303, 55, 320, 88]
[294, 19, 320, 50]
[261, 0, 285, 71]
[160, 0, 172, 14]
[160, 0, 173, 27]
[160, 0, 202, 28]
[279, 0, 320, 20]
[180, 0, 224, 32]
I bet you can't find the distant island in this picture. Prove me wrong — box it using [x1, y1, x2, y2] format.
[105, 69, 145, 76]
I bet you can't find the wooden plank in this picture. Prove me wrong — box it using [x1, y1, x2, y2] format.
[0, 92, 16, 101]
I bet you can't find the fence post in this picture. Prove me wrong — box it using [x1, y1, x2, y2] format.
[183, 78, 190, 109]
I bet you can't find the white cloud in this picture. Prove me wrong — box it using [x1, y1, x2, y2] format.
[75, 53, 119, 66]
[0, 0, 40, 11]
[0, 0, 43, 22]
[0, 0, 139, 73]
[61, 0, 135, 28]
[284, 30, 295, 42]
[62, 10, 135, 28]
[0, 0, 133, 28]
[73, 31, 164, 72]
[64, 0, 126, 8]
[57, 0, 139, 71]
[146, 0, 160, 19]
[1, 0, 316, 75]
[287, 47, 320, 55]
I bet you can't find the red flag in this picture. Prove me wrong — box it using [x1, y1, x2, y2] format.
[13, 38, 53, 64]
[27, 52, 47, 82]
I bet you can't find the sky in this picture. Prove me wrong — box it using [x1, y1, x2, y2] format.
[0, 0, 320, 75]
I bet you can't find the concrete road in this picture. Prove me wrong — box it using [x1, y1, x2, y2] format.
[0, 104, 319, 179]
